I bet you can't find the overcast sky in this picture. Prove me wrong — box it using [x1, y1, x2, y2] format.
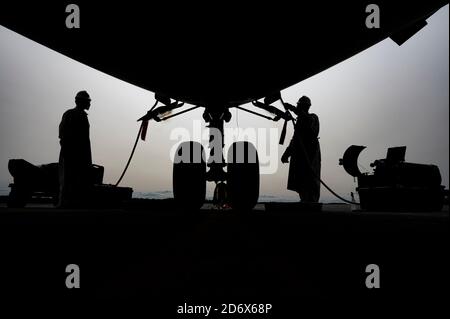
[0, 6, 448, 202]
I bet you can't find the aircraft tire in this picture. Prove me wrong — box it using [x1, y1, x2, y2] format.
[173, 141, 206, 210]
[227, 141, 260, 211]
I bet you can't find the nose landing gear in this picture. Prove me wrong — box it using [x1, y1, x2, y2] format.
[172, 106, 260, 211]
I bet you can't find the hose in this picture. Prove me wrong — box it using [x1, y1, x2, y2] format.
[114, 122, 143, 186]
[115, 101, 159, 186]
[296, 126, 361, 205]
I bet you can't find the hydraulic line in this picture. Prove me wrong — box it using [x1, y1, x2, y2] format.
[115, 101, 159, 186]
[296, 122, 361, 205]
[115, 122, 144, 186]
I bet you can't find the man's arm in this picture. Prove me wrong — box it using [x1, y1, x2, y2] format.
[310, 114, 320, 138]
[281, 142, 292, 163]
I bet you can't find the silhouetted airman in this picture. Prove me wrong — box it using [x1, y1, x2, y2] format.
[58, 91, 93, 207]
[281, 96, 321, 202]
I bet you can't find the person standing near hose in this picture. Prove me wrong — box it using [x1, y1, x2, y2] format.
[58, 91, 93, 208]
[281, 96, 321, 203]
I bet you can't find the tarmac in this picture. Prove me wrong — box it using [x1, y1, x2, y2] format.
[0, 199, 448, 313]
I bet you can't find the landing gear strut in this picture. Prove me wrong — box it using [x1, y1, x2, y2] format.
[140, 93, 292, 211]
[172, 105, 260, 210]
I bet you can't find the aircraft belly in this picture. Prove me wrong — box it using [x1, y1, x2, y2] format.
[1, 1, 447, 105]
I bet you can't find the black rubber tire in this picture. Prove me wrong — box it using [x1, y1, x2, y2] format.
[227, 141, 259, 210]
[173, 141, 206, 210]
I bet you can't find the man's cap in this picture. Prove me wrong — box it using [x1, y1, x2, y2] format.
[75, 91, 91, 101]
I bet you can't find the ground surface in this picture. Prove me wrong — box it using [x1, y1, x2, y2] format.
[0, 200, 448, 315]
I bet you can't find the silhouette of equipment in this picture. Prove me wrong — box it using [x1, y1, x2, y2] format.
[340, 145, 446, 211]
[118, 93, 448, 211]
[129, 95, 269, 210]
[7, 159, 132, 208]
[126, 92, 366, 209]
